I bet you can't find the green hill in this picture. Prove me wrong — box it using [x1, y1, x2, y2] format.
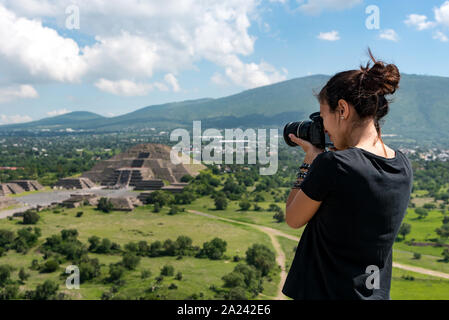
[1, 74, 449, 145]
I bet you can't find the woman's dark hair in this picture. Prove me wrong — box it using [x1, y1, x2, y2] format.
[317, 48, 400, 136]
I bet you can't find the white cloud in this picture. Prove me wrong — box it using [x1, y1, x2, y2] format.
[404, 14, 436, 30]
[0, 1, 287, 93]
[317, 30, 340, 41]
[298, 0, 362, 15]
[47, 109, 70, 117]
[0, 84, 38, 103]
[211, 72, 229, 86]
[433, 30, 449, 42]
[379, 29, 399, 42]
[435, 1, 449, 27]
[0, 114, 33, 124]
[0, 5, 87, 83]
[94, 79, 153, 96]
[164, 73, 180, 92]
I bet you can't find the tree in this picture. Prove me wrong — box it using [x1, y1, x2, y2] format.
[415, 207, 428, 219]
[23, 210, 40, 225]
[273, 210, 285, 223]
[245, 244, 276, 276]
[168, 206, 179, 215]
[442, 248, 449, 262]
[160, 265, 175, 276]
[30, 280, 59, 300]
[423, 203, 436, 210]
[214, 196, 228, 210]
[436, 223, 449, 239]
[0, 265, 12, 287]
[153, 202, 161, 213]
[239, 200, 251, 211]
[97, 197, 113, 213]
[399, 223, 412, 240]
[224, 286, 248, 300]
[108, 263, 125, 282]
[197, 238, 227, 260]
[79, 258, 101, 282]
[19, 268, 29, 283]
[41, 259, 59, 273]
[180, 174, 193, 182]
[121, 253, 140, 270]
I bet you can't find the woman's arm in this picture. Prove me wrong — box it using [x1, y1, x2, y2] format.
[285, 134, 324, 229]
[286, 188, 322, 229]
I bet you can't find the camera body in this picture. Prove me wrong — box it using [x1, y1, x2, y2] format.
[283, 112, 334, 150]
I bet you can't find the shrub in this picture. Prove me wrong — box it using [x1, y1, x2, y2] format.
[239, 200, 251, 211]
[97, 197, 113, 213]
[19, 268, 30, 283]
[79, 258, 101, 283]
[415, 207, 428, 219]
[224, 286, 248, 300]
[175, 272, 183, 280]
[141, 270, 152, 279]
[197, 238, 227, 260]
[245, 244, 276, 276]
[28, 280, 59, 300]
[76, 212, 83, 218]
[160, 265, 175, 277]
[168, 206, 179, 215]
[23, 211, 40, 225]
[273, 210, 285, 223]
[413, 252, 421, 260]
[122, 253, 140, 270]
[168, 283, 178, 290]
[108, 263, 125, 282]
[214, 196, 228, 210]
[41, 259, 59, 273]
[398, 223, 412, 240]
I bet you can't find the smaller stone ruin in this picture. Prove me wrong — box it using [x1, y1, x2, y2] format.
[62, 193, 99, 208]
[0, 196, 18, 210]
[54, 178, 96, 190]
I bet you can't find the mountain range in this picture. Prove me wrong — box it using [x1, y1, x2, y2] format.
[1, 74, 449, 146]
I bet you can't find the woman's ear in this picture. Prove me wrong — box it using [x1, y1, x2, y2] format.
[337, 99, 350, 119]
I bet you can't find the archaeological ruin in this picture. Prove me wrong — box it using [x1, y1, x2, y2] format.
[82, 143, 205, 190]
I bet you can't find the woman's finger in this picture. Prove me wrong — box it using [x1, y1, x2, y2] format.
[288, 134, 303, 146]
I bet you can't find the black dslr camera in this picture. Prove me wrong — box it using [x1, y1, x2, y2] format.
[283, 112, 334, 150]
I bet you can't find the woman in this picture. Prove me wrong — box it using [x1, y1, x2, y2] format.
[282, 50, 413, 300]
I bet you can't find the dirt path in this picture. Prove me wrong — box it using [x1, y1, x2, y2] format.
[392, 262, 449, 279]
[187, 209, 449, 299]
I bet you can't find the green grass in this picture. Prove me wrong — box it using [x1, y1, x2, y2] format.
[393, 208, 448, 257]
[186, 196, 304, 239]
[393, 249, 449, 274]
[391, 267, 449, 300]
[9, 186, 52, 198]
[0, 205, 279, 299]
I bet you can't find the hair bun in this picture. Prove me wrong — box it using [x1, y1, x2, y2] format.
[360, 49, 400, 96]
[366, 62, 400, 95]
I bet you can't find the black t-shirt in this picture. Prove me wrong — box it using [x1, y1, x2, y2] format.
[282, 146, 413, 300]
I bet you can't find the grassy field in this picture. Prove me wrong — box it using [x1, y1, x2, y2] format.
[186, 196, 304, 239]
[393, 207, 448, 257]
[0, 205, 280, 300]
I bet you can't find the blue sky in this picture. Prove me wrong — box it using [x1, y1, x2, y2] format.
[0, 0, 448, 124]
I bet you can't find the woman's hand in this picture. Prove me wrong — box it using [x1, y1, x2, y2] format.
[288, 133, 324, 163]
